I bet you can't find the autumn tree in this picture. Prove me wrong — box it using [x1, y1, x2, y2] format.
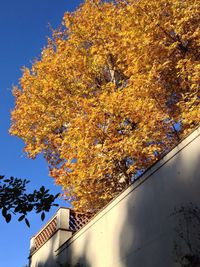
[10, 0, 200, 212]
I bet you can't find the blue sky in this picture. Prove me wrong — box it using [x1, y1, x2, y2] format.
[0, 1, 83, 266]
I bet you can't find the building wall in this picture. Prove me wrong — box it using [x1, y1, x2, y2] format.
[30, 127, 200, 267]
[29, 209, 73, 267]
[30, 229, 72, 267]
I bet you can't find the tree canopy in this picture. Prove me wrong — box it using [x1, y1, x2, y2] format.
[0, 175, 59, 226]
[10, 0, 200, 212]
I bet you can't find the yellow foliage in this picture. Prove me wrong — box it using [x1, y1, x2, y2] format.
[10, 0, 200, 212]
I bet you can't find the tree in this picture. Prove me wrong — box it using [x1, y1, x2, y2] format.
[0, 175, 59, 226]
[10, 0, 200, 212]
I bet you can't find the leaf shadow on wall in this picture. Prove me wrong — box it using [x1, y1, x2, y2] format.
[172, 203, 200, 267]
[117, 135, 200, 267]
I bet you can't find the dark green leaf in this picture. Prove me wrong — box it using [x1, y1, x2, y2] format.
[18, 215, 25, 222]
[5, 214, 11, 223]
[41, 212, 45, 221]
[14, 206, 21, 213]
[25, 218, 30, 227]
[55, 193, 60, 199]
[2, 208, 7, 218]
[40, 186, 45, 193]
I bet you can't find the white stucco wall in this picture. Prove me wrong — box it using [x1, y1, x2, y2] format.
[30, 229, 72, 267]
[30, 127, 200, 267]
[29, 208, 73, 267]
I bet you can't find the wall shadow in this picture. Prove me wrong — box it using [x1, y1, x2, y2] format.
[172, 203, 200, 267]
[29, 230, 92, 267]
[118, 133, 200, 267]
[56, 233, 92, 267]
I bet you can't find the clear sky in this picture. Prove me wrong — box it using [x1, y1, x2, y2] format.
[0, 1, 83, 266]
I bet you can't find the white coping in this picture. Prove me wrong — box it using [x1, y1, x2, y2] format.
[56, 126, 200, 254]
